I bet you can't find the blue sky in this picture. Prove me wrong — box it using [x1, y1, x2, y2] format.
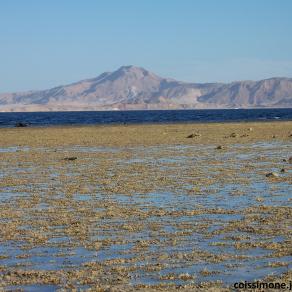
[1, 0, 292, 92]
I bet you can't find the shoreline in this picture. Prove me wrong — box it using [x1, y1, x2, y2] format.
[0, 106, 291, 113]
[1, 117, 292, 127]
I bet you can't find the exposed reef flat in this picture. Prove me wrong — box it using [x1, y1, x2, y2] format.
[0, 121, 292, 147]
[0, 121, 291, 291]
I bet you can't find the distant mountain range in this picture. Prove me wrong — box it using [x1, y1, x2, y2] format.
[1, 66, 292, 112]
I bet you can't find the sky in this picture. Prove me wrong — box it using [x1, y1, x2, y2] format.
[1, 0, 292, 92]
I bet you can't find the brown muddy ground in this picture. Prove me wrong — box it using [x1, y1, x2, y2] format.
[0, 121, 291, 291]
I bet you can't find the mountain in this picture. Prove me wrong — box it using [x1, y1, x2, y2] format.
[0, 66, 292, 111]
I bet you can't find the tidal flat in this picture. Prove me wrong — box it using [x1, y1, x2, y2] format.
[0, 121, 291, 291]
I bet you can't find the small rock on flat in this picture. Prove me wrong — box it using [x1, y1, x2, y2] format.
[186, 133, 201, 138]
[265, 172, 279, 178]
[63, 157, 77, 161]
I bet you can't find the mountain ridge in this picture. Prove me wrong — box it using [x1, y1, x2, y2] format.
[1, 66, 292, 112]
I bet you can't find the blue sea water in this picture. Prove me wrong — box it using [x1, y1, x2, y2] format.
[0, 108, 291, 127]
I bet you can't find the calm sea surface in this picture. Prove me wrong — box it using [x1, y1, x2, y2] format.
[0, 108, 291, 127]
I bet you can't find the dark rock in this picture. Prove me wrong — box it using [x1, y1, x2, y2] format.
[230, 133, 239, 138]
[265, 172, 279, 178]
[216, 145, 225, 150]
[186, 133, 201, 138]
[63, 157, 77, 161]
[15, 122, 28, 127]
[280, 168, 286, 173]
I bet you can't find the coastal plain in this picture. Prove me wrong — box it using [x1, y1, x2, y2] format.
[0, 121, 291, 291]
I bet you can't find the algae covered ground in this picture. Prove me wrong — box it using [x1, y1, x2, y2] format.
[0, 121, 291, 291]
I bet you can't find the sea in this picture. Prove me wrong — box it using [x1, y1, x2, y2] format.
[0, 108, 291, 127]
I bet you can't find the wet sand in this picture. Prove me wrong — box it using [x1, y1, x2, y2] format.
[0, 121, 291, 291]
